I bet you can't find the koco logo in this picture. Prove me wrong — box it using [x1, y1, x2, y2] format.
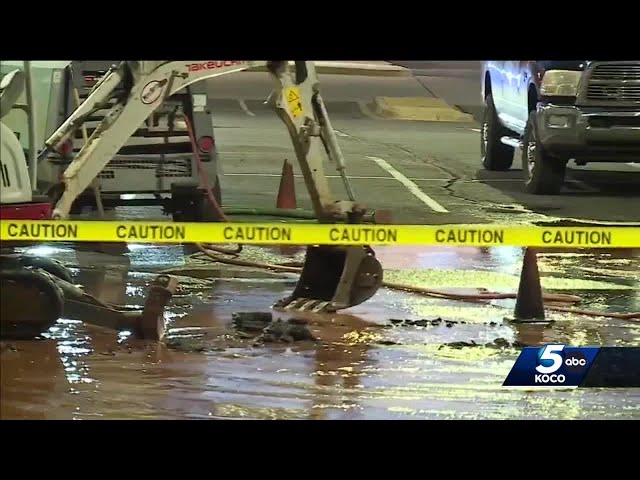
[534, 344, 587, 383]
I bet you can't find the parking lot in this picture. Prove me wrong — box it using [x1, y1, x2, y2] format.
[1, 61, 639, 420]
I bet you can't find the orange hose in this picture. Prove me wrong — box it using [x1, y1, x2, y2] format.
[546, 305, 640, 320]
[195, 243, 301, 273]
[192, 250, 640, 320]
[382, 281, 582, 304]
[182, 115, 241, 256]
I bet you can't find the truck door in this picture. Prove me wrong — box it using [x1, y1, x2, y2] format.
[500, 61, 528, 131]
[513, 61, 531, 128]
[485, 61, 507, 113]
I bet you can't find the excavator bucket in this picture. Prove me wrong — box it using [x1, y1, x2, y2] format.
[275, 245, 383, 313]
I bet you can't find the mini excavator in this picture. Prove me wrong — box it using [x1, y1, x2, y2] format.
[1, 61, 384, 338]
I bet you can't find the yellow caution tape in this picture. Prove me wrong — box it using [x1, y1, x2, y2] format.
[1, 220, 639, 248]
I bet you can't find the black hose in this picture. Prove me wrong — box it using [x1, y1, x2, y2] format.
[222, 207, 317, 220]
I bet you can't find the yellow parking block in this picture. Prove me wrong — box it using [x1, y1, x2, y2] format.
[374, 97, 475, 122]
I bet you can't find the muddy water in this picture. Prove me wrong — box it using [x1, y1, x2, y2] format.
[1, 244, 639, 420]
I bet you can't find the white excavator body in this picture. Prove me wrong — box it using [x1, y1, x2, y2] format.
[2, 60, 384, 318]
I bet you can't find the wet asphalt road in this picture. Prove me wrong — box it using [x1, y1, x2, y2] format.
[1, 242, 639, 420]
[206, 66, 640, 225]
[1, 63, 640, 420]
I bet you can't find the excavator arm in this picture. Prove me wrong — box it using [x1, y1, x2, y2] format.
[44, 60, 352, 221]
[42, 60, 384, 313]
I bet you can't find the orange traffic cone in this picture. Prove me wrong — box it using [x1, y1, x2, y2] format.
[276, 159, 297, 210]
[275, 159, 302, 256]
[513, 247, 546, 322]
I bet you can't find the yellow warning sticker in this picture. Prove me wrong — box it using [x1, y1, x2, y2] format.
[1, 221, 639, 248]
[285, 86, 304, 118]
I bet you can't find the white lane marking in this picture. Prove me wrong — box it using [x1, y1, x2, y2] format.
[334, 129, 350, 138]
[224, 173, 401, 180]
[238, 99, 256, 117]
[220, 171, 521, 183]
[470, 128, 481, 132]
[628, 163, 640, 169]
[365, 155, 449, 213]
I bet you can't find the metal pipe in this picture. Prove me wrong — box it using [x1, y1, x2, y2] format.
[23, 61, 38, 192]
[315, 94, 356, 201]
[69, 67, 105, 217]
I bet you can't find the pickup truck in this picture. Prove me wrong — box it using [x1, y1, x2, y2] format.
[480, 61, 640, 194]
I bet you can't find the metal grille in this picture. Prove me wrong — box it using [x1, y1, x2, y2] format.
[97, 158, 192, 178]
[585, 62, 640, 103]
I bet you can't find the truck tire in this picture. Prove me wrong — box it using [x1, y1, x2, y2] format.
[521, 112, 566, 195]
[481, 94, 514, 171]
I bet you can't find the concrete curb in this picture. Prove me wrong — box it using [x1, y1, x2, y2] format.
[372, 97, 475, 123]
[248, 61, 412, 77]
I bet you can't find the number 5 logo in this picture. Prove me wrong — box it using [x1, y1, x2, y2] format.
[536, 344, 564, 374]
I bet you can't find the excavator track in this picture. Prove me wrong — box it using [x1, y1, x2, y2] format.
[1, 268, 65, 339]
[0, 254, 74, 283]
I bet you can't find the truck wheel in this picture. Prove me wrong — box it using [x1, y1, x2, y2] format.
[521, 112, 566, 195]
[481, 94, 514, 171]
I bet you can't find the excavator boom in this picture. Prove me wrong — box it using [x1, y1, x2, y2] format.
[41, 60, 384, 313]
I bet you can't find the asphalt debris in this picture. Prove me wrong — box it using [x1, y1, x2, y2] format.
[256, 318, 317, 344]
[440, 338, 530, 350]
[388, 318, 496, 328]
[232, 312, 273, 333]
[231, 312, 318, 345]
[389, 318, 445, 327]
[165, 337, 228, 353]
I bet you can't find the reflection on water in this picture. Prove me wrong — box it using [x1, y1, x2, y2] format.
[1, 245, 639, 420]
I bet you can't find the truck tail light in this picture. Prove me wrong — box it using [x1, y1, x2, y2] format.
[197, 136, 214, 154]
[57, 139, 74, 157]
[0, 202, 52, 220]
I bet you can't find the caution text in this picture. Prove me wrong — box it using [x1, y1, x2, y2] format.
[116, 224, 186, 241]
[223, 226, 292, 242]
[435, 228, 504, 245]
[6, 222, 78, 240]
[329, 227, 398, 244]
[542, 229, 611, 246]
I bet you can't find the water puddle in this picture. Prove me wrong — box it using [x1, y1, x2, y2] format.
[2, 244, 639, 419]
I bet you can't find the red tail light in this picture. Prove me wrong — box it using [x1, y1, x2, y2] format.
[57, 139, 74, 157]
[0, 202, 52, 220]
[197, 136, 215, 154]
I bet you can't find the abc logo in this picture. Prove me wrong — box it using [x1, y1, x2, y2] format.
[564, 351, 587, 372]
